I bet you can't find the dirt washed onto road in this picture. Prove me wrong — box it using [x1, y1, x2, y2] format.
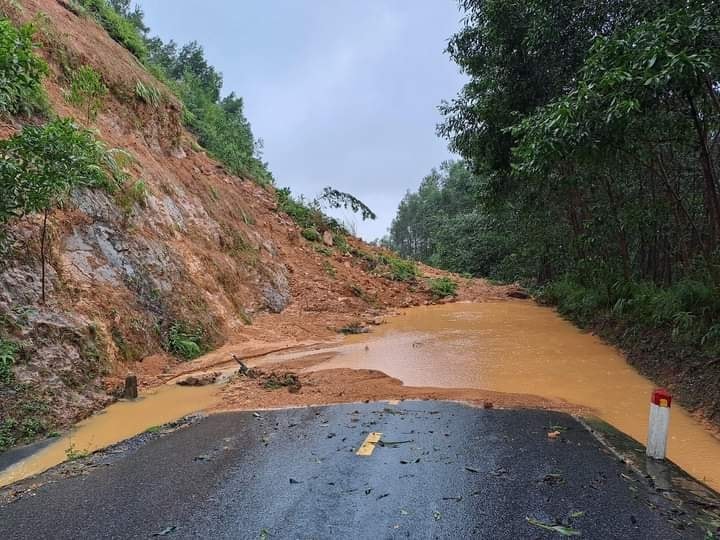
[214, 366, 582, 414]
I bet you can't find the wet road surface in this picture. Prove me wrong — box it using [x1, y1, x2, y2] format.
[0, 402, 703, 539]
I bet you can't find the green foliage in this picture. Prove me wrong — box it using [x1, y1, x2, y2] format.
[539, 277, 720, 352]
[333, 233, 350, 254]
[319, 187, 376, 221]
[167, 321, 204, 360]
[0, 118, 126, 223]
[380, 255, 420, 283]
[0, 18, 48, 116]
[0, 337, 19, 385]
[315, 245, 332, 256]
[134, 80, 160, 106]
[76, 0, 147, 59]
[21, 417, 44, 438]
[276, 187, 343, 233]
[323, 260, 336, 277]
[301, 227, 321, 242]
[64, 442, 90, 460]
[0, 418, 16, 451]
[66, 65, 107, 121]
[428, 277, 458, 298]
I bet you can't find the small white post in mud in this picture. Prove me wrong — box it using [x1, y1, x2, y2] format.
[647, 388, 671, 459]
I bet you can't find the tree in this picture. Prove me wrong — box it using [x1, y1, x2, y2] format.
[0, 119, 125, 303]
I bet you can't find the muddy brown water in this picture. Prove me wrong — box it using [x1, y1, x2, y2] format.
[295, 301, 720, 490]
[2, 300, 720, 491]
[0, 383, 219, 487]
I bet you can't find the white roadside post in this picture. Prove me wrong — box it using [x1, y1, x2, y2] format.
[647, 388, 672, 459]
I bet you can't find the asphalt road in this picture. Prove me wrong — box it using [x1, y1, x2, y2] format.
[0, 402, 703, 539]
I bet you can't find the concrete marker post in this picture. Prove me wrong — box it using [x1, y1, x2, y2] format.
[647, 388, 671, 459]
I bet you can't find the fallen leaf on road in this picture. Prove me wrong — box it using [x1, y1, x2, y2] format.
[378, 440, 414, 448]
[465, 466, 480, 473]
[433, 510, 442, 521]
[525, 517, 581, 537]
[547, 430, 561, 439]
[570, 511, 585, 518]
[152, 526, 177, 536]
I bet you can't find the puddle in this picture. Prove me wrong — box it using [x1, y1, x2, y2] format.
[0, 383, 219, 487]
[289, 301, 720, 490]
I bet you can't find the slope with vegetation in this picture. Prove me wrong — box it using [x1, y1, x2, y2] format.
[389, 0, 720, 424]
[0, 0, 506, 452]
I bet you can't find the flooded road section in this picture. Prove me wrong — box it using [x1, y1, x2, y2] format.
[291, 301, 720, 490]
[3, 300, 720, 492]
[0, 383, 219, 487]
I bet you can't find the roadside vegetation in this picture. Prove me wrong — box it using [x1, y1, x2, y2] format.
[388, 0, 720, 413]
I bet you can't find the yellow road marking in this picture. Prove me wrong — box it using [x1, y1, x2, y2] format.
[356, 432, 382, 456]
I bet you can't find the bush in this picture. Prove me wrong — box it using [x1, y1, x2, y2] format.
[66, 65, 108, 121]
[301, 227, 321, 242]
[381, 255, 420, 282]
[76, 0, 147, 59]
[0, 18, 48, 116]
[428, 277, 458, 298]
[167, 322, 204, 360]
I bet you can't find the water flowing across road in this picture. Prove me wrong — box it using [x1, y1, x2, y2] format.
[310, 301, 720, 490]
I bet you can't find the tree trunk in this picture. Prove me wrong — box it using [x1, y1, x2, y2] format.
[40, 207, 48, 305]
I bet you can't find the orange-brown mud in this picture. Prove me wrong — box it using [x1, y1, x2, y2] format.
[213, 367, 584, 414]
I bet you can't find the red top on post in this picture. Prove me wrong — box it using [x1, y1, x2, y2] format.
[651, 388, 672, 407]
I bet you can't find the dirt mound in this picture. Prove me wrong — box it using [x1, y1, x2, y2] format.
[214, 367, 585, 414]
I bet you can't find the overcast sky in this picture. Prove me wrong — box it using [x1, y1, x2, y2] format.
[137, 1, 466, 240]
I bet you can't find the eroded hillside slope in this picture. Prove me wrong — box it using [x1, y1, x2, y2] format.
[0, 0, 514, 449]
